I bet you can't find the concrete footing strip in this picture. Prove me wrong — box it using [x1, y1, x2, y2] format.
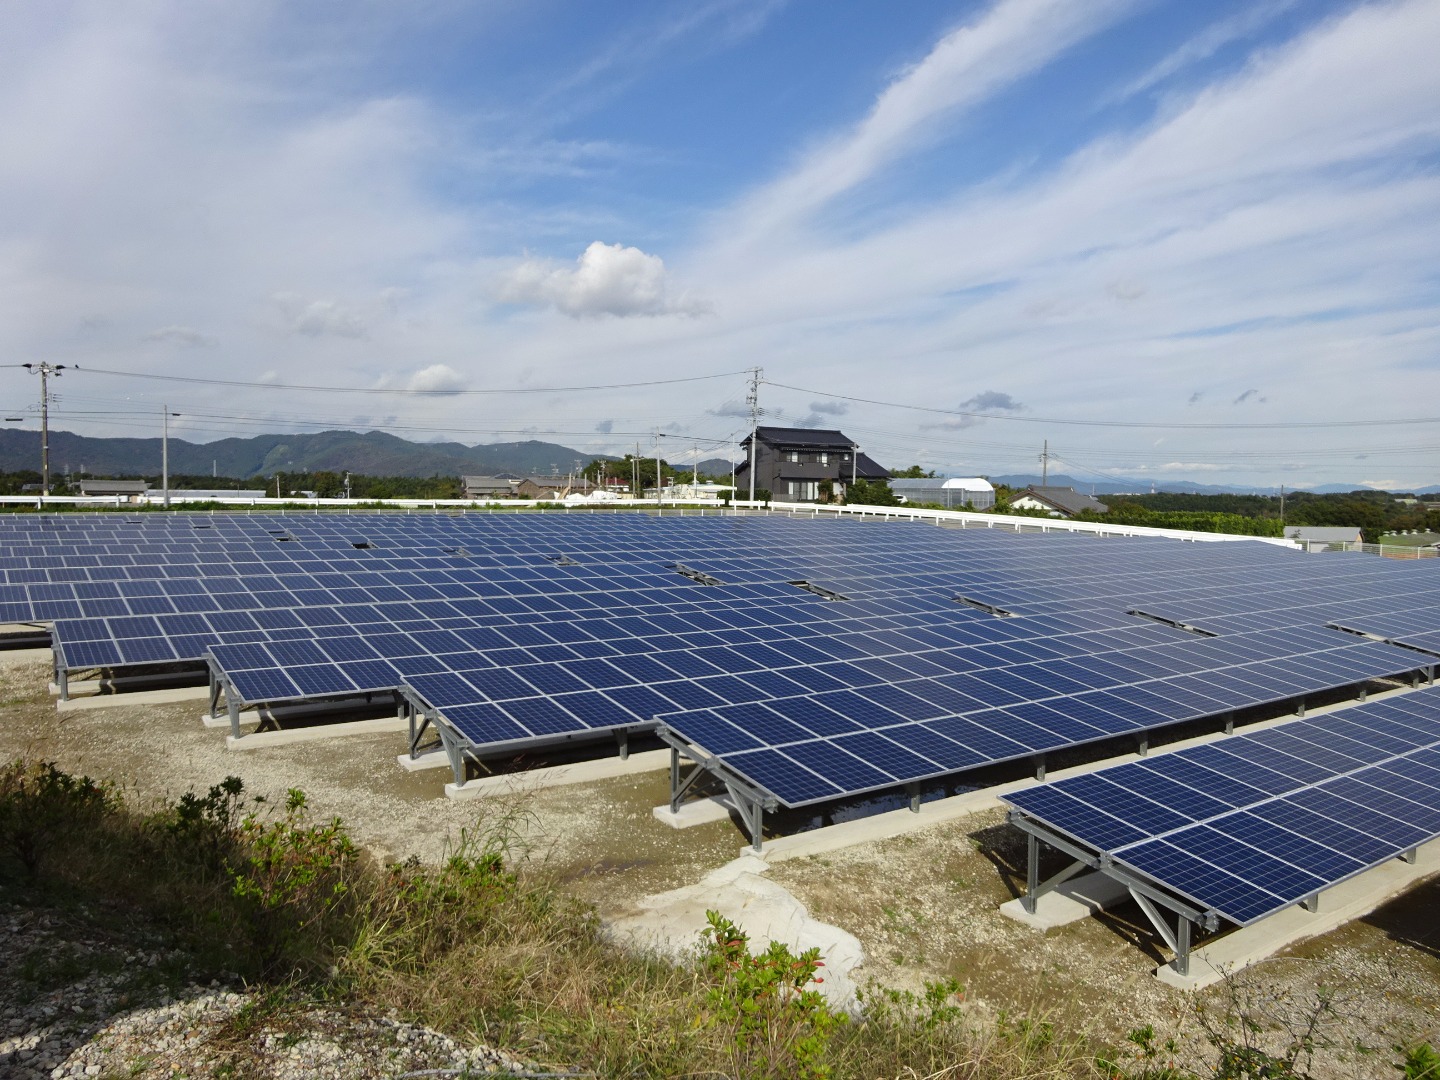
[444, 748, 671, 800]
[225, 715, 410, 750]
[57, 685, 211, 713]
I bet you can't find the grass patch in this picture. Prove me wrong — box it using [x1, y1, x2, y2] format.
[2, 757, 1429, 1079]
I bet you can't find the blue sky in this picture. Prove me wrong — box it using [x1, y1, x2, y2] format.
[2, 0, 1438, 489]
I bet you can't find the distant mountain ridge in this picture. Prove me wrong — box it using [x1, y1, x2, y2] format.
[0, 429, 616, 480]
[987, 473, 1440, 497]
[1, 431, 1431, 493]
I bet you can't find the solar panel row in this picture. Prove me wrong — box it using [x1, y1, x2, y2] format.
[1003, 687, 1440, 926]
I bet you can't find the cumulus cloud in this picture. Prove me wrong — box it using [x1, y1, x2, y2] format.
[594, 419, 614, 433]
[708, 401, 753, 419]
[144, 325, 213, 347]
[273, 293, 367, 338]
[499, 241, 709, 318]
[808, 400, 849, 416]
[404, 364, 467, 394]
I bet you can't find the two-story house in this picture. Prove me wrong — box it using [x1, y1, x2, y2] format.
[734, 426, 888, 502]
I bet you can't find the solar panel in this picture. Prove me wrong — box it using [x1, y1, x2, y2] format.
[1004, 685, 1440, 926]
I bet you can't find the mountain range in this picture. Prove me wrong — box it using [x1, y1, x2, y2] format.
[0, 430, 1432, 494]
[0, 428, 615, 481]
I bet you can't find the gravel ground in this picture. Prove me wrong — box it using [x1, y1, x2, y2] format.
[0, 905, 530, 1080]
[3, 652, 1439, 1078]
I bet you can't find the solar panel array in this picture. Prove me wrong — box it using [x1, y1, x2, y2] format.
[1003, 686, 1440, 926]
[6, 511, 1436, 815]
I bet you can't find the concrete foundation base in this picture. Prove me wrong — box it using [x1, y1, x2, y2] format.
[653, 796, 735, 829]
[999, 872, 1131, 930]
[225, 715, 409, 750]
[445, 747, 671, 800]
[1156, 839, 1440, 991]
[57, 684, 210, 713]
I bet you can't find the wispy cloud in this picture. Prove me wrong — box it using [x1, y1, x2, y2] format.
[1109, 0, 1299, 103]
[729, 0, 1137, 240]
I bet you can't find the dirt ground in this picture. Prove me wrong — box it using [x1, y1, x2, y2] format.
[3, 653, 1437, 1077]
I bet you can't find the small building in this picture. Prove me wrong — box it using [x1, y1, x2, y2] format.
[734, 426, 888, 502]
[1010, 486, 1108, 518]
[1284, 526, 1363, 547]
[77, 480, 150, 502]
[462, 475, 517, 499]
[891, 477, 996, 510]
[514, 475, 589, 499]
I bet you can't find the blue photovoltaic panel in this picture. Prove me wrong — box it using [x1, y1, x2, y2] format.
[1004, 686, 1440, 926]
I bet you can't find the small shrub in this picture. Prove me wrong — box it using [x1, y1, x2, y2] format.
[0, 760, 112, 879]
[699, 910, 844, 1080]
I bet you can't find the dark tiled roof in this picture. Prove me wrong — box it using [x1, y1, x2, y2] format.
[748, 426, 859, 449]
[1020, 486, 1108, 515]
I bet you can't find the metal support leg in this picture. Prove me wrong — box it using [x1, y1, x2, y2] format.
[208, 672, 222, 720]
[617, 728, 630, 761]
[1300, 891, 1321, 913]
[228, 694, 242, 740]
[1358, 686, 1367, 702]
[1296, 698, 1306, 717]
[1400, 847, 1418, 864]
[907, 782, 921, 813]
[1136, 734, 1149, 757]
[1224, 713, 1234, 735]
[668, 749, 708, 813]
[1023, 832, 1040, 914]
[1034, 755, 1046, 781]
[58, 667, 68, 701]
[1175, 916, 1192, 977]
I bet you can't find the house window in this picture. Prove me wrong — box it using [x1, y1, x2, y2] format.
[787, 481, 818, 500]
[818, 453, 828, 465]
[786, 450, 801, 463]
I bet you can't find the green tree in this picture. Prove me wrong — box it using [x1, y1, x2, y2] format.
[890, 465, 937, 478]
[844, 479, 900, 507]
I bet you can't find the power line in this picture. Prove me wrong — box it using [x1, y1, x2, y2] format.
[18, 365, 749, 396]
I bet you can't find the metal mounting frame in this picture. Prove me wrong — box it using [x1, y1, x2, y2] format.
[1008, 810, 1219, 976]
[660, 726, 778, 851]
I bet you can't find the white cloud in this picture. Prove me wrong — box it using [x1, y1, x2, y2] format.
[274, 294, 367, 338]
[1109, 0, 1299, 103]
[500, 241, 708, 318]
[731, 0, 1136, 239]
[405, 364, 467, 394]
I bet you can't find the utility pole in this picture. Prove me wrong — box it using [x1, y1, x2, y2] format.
[852, 444, 859, 489]
[1040, 439, 1049, 486]
[746, 367, 762, 502]
[692, 441, 699, 494]
[654, 429, 662, 511]
[344, 471, 351, 500]
[161, 405, 180, 508]
[1280, 485, 1286, 524]
[22, 362, 67, 498]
